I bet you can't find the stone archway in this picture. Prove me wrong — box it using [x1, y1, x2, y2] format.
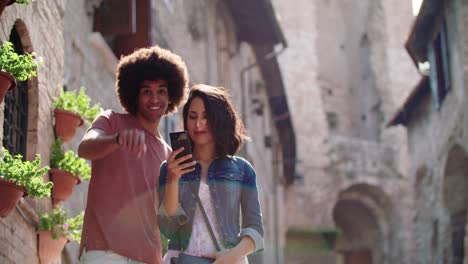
[8, 19, 39, 161]
[333, 183, 394, 264]
[443, 145, 468, 264]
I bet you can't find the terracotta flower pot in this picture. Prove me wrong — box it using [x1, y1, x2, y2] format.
[0, 70, 16, 103]
[37, 230, 68, 264]
[54, 109, 84, 143]
[49, 169, 81, 207]
[0, 178, 27, 217]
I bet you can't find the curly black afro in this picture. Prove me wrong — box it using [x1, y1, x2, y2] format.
[116, 46, 189, 115]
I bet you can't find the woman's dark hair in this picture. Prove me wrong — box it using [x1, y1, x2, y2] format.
[183, 84, 248, 157]
[116, 46, 189, 115]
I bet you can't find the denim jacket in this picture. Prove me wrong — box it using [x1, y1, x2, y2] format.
[157, 156, 264, 253]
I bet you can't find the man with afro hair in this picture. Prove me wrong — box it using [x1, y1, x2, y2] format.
[78, 46, 189, 264]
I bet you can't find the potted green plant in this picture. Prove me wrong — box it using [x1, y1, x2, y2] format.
[0, 41, 41, 102]
[38, 207, 84, 264]
[53, 86, 101, 143]
[49, 138, 91, 206]
[0, 147, 52, 217]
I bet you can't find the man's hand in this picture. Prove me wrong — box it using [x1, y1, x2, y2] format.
[117, 129, 147, 158]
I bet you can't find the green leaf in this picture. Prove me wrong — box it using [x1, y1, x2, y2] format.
[0, 41, 39, 81]
[53, 86, 102, 125]
[15, 0, 32, 4]
[0, 147, 51, 197]
[50, 138, 91, 181]
[38, 207, 84, 242]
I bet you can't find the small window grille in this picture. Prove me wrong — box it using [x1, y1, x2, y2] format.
[2, 27, 28, 158]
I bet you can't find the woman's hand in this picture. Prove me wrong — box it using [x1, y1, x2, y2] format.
[206, 236, 254, 264]
[162, 147, 196, 216]
[166, 147, 196, 184]
[204, 249, 242, 264]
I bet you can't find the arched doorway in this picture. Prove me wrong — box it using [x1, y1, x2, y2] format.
[334, 200, 377, 264]
[333, 183, 394, 264]
[443, 145, 468, 264]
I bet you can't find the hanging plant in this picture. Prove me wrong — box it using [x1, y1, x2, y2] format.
[0, 147, 52, 197]
[49, 138, 90, 205]
[53, 86, 102, 143]
[50, 138, 91, 181]
[53, 86, 102, 126]
[38, 206, 84, 241]
[0, 41, 41, 81]
[0, 41, 42, 102]
[38, 207, 84, 264]
[0, 147, 52, 217]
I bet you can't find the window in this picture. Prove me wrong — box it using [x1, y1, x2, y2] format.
[428, 19, 450, 110]
[94, 0, 151, 58]
[2, 26, 28, 157]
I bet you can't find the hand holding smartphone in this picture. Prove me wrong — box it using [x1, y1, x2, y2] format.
[169, 131, 195, 168]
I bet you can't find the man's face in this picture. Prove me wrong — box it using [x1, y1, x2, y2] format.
[136, 80, 169, 123]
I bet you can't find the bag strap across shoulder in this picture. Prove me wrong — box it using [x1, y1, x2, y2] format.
[189, 184, 221, 252]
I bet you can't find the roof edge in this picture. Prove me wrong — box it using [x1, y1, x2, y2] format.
[387, 76, 430, 127]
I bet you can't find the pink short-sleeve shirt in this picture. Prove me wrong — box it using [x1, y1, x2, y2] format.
[80, 110, 171, 264]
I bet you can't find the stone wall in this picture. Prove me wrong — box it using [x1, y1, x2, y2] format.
[0, 0, 283, 263]
[406, 0, 468, 263]
[0, 1, 66, 263]
[272, 0, 418, 263]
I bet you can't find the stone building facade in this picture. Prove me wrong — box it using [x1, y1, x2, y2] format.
[0, 1, 65, 263]
[0, 0, 294, 263]
[389, 0, 468, 263]
[271, 0, 420, 263]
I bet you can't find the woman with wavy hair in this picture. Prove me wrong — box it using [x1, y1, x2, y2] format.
[158, 84, 264, 264]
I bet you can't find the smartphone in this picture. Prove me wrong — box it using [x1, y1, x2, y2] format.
[169, 131, 195, 168]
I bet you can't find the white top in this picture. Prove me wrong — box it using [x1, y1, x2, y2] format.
[162, 182, 248, 264]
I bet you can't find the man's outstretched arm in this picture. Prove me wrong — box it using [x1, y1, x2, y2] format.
[78, 129, 120, 161]
[78, 128, 147, 161]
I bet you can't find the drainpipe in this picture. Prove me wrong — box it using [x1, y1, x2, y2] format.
[240, 42, 287, 125]
[239, 40, 287, 264]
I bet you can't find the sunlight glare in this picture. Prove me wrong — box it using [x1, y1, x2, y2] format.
[412, 0, 423, 16]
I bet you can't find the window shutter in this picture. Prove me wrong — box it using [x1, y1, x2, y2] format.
[113, 0, 151, 58]
[428, 20, 450, 111]
[94, 0, 135, 36]
[440, 23, 450, 92]
[428, 45, 441, 110]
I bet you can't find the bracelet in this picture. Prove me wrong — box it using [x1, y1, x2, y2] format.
[115, 133, 121, 146]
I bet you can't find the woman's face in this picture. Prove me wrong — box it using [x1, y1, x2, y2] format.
[186, 96, 215, 149]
